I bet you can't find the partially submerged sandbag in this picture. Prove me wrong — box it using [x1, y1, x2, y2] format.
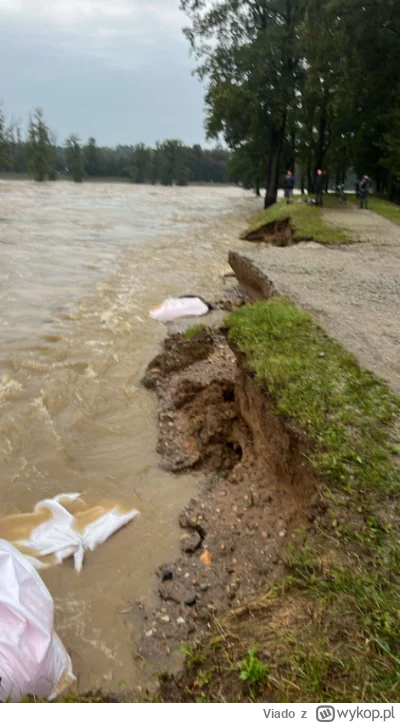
[0, 493, 140, 572]
[0, 539, 75, 702]
[150, 295, 212, 323]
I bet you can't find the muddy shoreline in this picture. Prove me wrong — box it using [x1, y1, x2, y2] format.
[131, 279, 320, 692]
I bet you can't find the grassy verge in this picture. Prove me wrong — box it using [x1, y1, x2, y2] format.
[243, 196, 351, 244]
[172, 298, 400, 702]
[348, 194, 400, 226]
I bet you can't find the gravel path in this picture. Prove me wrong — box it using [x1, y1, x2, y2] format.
[233, 203, 400, 394]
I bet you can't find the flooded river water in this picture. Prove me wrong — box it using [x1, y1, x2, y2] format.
[0, 180, 257, 692]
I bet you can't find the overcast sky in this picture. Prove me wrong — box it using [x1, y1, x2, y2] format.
[0, 0, 208, 146]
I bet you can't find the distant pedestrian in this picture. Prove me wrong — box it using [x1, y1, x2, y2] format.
[284, 170, 295, 204]
[359, 174, 372, 209]
[315, 169, 324, 206]
[355, 181, 360, 199]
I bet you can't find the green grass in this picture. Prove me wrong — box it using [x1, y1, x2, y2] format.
[349, 193, 400, 226]
[243, 196, 351, 245]
[227, 298, 400, 495]
[238, 648, 270, 697]
[166, 299, 400, 703]
[183, 324, 207, 340]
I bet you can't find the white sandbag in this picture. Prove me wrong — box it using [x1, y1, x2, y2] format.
[0, 539, 75, 702]
[0, 494, 140, 572]
[150, 296, 210, 323]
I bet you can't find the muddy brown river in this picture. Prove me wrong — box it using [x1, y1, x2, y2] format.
[0, 180, 257, 693]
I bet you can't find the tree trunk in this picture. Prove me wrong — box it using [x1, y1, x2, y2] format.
[290, 129, 296, 175]
[284, 130, 296, 174]
[315, 110, 327, 171]
[264, 124, 285, 209]
[388, 172, 394, 201]
[307, 164, 314, 194]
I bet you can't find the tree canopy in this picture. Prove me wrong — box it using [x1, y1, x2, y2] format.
[181, 0, 400, 204]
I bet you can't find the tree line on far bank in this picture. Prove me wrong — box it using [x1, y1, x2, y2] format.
[0, 107, 231, 186]
[181, 0, 400, 206]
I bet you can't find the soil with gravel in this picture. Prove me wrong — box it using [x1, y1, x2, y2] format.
[233, 203, 400, 394]
[134, 310, 318, 683]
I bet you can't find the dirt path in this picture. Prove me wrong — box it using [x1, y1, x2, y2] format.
[231, 203, 400, 394]
[323, 201, 400, 246]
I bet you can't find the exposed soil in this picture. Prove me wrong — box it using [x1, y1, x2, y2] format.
[136, 323, 319, 682]
[244, 217, 296, 246]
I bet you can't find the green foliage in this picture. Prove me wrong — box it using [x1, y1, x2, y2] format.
[180, 643, 206, 670]
[229, 141, 266, 195]
[0, 105, 232, 184]
[183, 324, 206, 340]
[84, 137, 102, 177]
[181, 0, 400, 201]
[27, 107, 54, 182]
[181, 0, 304, 206]
[0, 105, 10, 171]
[65, 135, 84, 183]
[238, 648, 269, 697]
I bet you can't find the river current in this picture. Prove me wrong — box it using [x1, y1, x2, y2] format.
[0, 180, 258, 692]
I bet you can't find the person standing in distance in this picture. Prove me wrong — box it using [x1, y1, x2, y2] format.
[359, 174, 372, 209]
[284, 170, 295, 204]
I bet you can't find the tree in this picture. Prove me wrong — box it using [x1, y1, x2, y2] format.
[0, 106, 10, 171]
[149, 147, 160, 184]
[330, 0, 400, 190]
[66, 135, 84, 182]
[84, 137, 103, 176]
[156, 139, 182, 185]
[27, 108, 54, 181]
[131, 143, 151, 183]
[181, 0, 305, 208]
[8, 124, 28, 173]
[229, 141, 266, 194]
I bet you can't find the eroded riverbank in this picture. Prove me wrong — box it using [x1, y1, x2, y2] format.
[138, 266, 400, 702]
[132, 318, 318, 685]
